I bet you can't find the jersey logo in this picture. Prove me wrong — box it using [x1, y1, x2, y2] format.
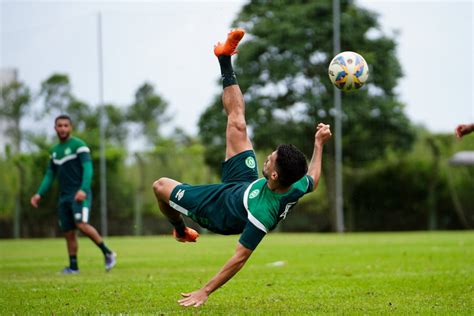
[245, 156, 256, 169]
[280, 202, 297, 220]
[175, 189, 185, 201]
[249, 189, 260, 199]
[74, 213, 82, 220]
[65, 147, 72, 155]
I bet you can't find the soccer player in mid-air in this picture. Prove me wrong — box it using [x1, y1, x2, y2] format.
[152, 29, 332, 307]
[30, 115, 116, 274]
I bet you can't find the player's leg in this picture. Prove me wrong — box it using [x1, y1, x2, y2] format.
[214, 29, 253, 160]
[63, 230, 79, 273]
[222, 85, 253, 160]
[152, 177, 199, 242]
[59, 200, 80, 274]
[72, 198, 116, 271]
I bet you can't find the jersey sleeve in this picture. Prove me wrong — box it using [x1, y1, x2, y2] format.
[37, 159, 56, 197]
[76, 142, 91, 163]
[305, 175, 314, 193]
[76, 141, 93, 192]
[239, 221, 267, 250]
[80, 161, 93, 192]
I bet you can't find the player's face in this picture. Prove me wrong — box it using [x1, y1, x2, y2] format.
[55, 119, 72, 141]
[263, 150, 278, 181]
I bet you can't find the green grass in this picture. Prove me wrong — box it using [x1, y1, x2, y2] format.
[1, 232, 473, 315]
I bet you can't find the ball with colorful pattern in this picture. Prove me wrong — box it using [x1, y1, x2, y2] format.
[328, 51, 369, 92]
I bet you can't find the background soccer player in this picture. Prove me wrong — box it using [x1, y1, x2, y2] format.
[30, 115, 116, 274]
[152, 29, 332, 307]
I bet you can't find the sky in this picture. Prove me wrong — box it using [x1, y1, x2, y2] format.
[1, 0, 473, 140]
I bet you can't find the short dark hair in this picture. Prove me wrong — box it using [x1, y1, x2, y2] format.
[55, 114, 72, 125]
[275, 144, 308, 187]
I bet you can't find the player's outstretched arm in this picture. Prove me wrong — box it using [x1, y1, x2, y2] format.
[178, 242, 253, 307]
[31, 162, 56, 208]
[455, 123, 474, 138]
[307, 123, 332, 191]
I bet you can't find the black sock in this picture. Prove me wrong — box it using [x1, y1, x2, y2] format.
[170, 219, 186, 237]
[97, 242, 112, 256]
[218, 55, 238, 88]
[69, 255, 78, 270]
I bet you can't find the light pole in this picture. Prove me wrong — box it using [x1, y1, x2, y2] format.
[97, 12, 108, 236]
[333, 0, 344, 233]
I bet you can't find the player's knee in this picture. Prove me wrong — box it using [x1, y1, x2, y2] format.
[152, 178, 168, 197]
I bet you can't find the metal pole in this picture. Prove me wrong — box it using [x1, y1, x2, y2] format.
[98, 12, 108, 236]
[333, 0, 344, 233]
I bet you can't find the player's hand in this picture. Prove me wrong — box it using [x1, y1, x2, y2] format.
[178, 289, 208, 307]
[74, 190, 87, 202]
[455, 124, 473, 138]
[30, 194, 41, 208]
[315, 123, 332, 145]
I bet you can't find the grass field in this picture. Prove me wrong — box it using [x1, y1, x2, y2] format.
[1, 232, 473, 315]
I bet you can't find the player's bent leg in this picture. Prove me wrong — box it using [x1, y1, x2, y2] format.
[152, 177, 183, 222]
[76, 222, 117, 271]
[152, 177, 182, 204]
[152, 177, 199, 242]
[76, 222, 102, 244]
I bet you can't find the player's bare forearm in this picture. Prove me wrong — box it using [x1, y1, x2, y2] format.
[204, 243, 252, 293]
[307, 143, 324, 191]
[307, 123, 332, 191]
[178, 243, 252, 307]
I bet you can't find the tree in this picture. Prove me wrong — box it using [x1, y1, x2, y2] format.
[127, 82, 169, 146]
[126, 82, 169, 233]
[1, 80, 32, 238]
[39, 74, 72, 115]
[198, 0, 415, 230]
[0, 81, 31, 153]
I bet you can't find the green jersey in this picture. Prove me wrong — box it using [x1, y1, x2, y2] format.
[243, 175, 314, 233]
[170, 149, 314, 250]
[37, 136, 93, 198]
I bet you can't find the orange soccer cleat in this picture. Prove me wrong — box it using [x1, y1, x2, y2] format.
[173, 227, 200, 243]
[214, 28, 245, 57]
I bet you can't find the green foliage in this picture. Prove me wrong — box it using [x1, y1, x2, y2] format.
[0, 158, 17, 218]
[127, 82, 169, 145]
[0, 80, 31, 152]
[347, 129, 473, 231]
[1, 233, 473, 314]
[40, 73, 72, 115]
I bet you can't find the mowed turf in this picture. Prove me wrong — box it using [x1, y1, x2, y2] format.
[0, 232, 473, 315]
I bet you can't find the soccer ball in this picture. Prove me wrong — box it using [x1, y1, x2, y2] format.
[328, 51, 369, 92]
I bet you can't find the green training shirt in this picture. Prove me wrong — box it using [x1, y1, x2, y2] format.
[238, 175, 314, 249]
[37, 136, 93, 198]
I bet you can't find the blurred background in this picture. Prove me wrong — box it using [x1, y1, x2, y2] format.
[1, 0, 473, 238]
